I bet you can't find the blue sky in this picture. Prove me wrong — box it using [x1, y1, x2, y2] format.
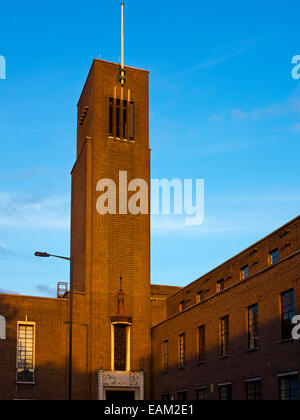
[0, 0, 299, 296]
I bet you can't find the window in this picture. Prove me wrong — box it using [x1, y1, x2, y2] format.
[241, 265, 249, 280]
[196, 388, 207, 401]
[163, 340, 168, 370]
[269, 248, 279, 265]
[216, 279, 225, 293]
[281, 290, 294, 341]
[177, 390, 187, 401]
[220, 316, 229, 357]
[122, 100, 127, 138]
[245, 380, 262, 400]
[130, 102, 134, 140]
[248, 304, 258, 350]
[116, 99, 121, 138]
[279, 375, 299, 400]
[178, 334, 186, 367]
[196, 291, 204, 304]
[114, 324, 128, 371]
[17, 323, 35, 383]
[0, 315, 6, 340]
[109, 97, 114, 136]
[198, 326, 206, 363]
[161, 393, 171, 401]
[179, 301, 185, 313]
[219, 384, 232, 401]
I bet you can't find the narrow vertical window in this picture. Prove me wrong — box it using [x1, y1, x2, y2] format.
[198, 326, 206, 363]
[177, 390, 187, 401]
[281, 290, 294, 341]
[163, 340, 168, 370]
[17, 323, 35, 383]
[116, 99, 120, 138]
[130, 102, 134, 140]
[179, 301, 185, 313]
[280, 375, 299, 400]
[248, 304, 258, 350]
[197, 388, 207, 400]
[114, 324, 127, 371]
[123, 100, 127, 139]
[217, 279, 225, 293]
[245, 380, 262, 400]
[220, 316, 229, 357]
[196, 291, 204, 304]
[178, 334, 185, 367]
[0, 315, 6, 340]
[109, 97, 114, 136]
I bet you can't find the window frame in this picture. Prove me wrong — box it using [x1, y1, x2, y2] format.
[162, 340, 169, 371]
[196, 387, 208, 401]
[245, 379, 262, 400]
[241, 265, 249, 280]
[280, 289, 295, 341]
[220, 316, 229, 357]
[196, 291, 204, 304]
[269, 248, 279, 266]
[216, 279, 225, 293]
[218, 384, 232, 401]
[111, 322, 131, 372]
[178, 333, 186, 367]
[16, 321, 36, 384]
[247, 304, 259, 350]
[279, 374, 299, 400]
[197, 325, 206, 363]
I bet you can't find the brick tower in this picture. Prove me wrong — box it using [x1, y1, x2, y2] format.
[70, 55, 151, 400]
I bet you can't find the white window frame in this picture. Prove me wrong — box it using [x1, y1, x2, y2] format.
[16, 321, 36, 384]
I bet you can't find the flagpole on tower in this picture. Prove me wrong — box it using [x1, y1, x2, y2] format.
[120, 2, 126, 86]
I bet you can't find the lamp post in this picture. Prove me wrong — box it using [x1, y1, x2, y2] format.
[35, 251, 73, 401]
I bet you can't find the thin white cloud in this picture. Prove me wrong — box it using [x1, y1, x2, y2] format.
[0, 193, 70, 229]
[36, 285, 56, 297]
[230, 92, 300, 121]
[151, 215, 243, 235]
[198, 40, 257, 70]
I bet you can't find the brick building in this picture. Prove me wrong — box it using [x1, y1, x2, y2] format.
[0, 56, 299, 400]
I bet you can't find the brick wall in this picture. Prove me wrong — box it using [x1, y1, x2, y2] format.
[151, 229, 300, 400]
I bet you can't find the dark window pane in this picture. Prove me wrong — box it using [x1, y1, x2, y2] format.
[220, 316, 229, 356]
[248, 304, 258, 349]
[130, 102, 134, 140]
[114, 325, 127, 371]
[163, 341, 168, 370]
[197, 388, 207, 400]
[219, 385, 232, 401]
[280, 376, 299, 400]
[281, 290, 294, 341]
[109, 97, 114, 136]
[178, 391, 187, 401]
[198, 326, 205, 362]
[123, 100, 127, 138]
[241, 265, 249, 280]
[246, 381, 262, 400]
[116, 99, 120, 138]
[269, 249, 279, 265]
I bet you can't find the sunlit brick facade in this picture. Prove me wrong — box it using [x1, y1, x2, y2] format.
[0, 59, 299, 400]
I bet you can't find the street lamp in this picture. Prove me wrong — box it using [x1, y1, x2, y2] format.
[35, 251, 73, 401]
